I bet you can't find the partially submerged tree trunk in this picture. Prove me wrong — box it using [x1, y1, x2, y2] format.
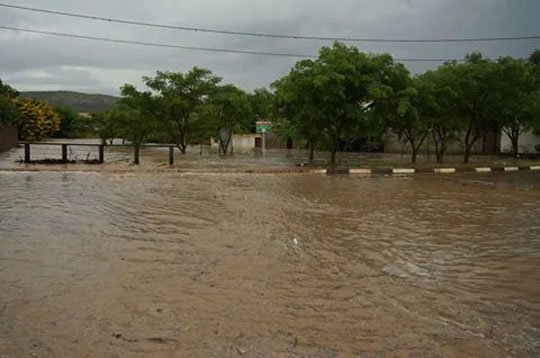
[432, 128, 454, 164]
[218, 127, 232, 155]
[503, 124, 522, 158]
[463, 126, 482, 164]
[405, 130, 428, 164]
[330, 147, 337, 165]
[308, 141, 315, 163]
[176, 143, 187, 154]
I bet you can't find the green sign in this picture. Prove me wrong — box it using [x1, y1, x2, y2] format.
[256, 124, 271, 134]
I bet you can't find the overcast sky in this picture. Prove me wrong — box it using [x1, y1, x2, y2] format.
[1, 0, 539, 95]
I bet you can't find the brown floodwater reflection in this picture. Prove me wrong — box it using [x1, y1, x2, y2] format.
[0, 171, 539, 357]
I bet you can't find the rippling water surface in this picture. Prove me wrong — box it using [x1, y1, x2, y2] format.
[0, 171, 539, 357]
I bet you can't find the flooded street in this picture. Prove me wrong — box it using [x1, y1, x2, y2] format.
[0, 170, 539, 357]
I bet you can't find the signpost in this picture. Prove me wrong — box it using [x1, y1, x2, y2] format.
[255, 121, 271, 160]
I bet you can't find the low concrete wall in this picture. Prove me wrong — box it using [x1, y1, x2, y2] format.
[211, 134, 263, 152]
[232, 134, 260, 150]
[0, 125, 18, 151]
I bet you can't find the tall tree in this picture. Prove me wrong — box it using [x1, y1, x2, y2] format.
[201, 85, 253, 155]
[275, 42, 408, 164]
[489, 57, 538, 156]
[121, 67, 221, 153]
[91, 111, 119, 145]
[439, 54, 499, 163]
[370, 63, 428, 163]
[414, 70, 461, 163]
[273, 64, 326, 162]
[0, 79, 20, 125]
[53, 106, 86, 138]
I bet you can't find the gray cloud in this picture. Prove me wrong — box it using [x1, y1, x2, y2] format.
[0, 0, 539, 95]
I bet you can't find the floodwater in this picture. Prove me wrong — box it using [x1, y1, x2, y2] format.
[1, 164, 540, 357]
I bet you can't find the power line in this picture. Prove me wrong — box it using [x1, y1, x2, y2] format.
[1, 2, 540, 43]
[0, 26, 469, 62]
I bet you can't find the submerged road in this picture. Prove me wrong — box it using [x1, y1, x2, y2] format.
[0, 170, 539, 357]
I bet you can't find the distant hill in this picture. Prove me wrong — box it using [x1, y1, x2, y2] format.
[20, 91, 119, 113]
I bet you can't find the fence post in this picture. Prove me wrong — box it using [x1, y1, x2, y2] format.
[134, 144, 140, 165]
[169, 146, 174, 165]
[24, 143, 30, 163]
[62, 144, 68, 162]
[99, 145, 104, 163]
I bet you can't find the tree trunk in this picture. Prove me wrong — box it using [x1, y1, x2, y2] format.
[464, 142, 472, 164]
[437, 141, 448, 163]
[177, 143, 186, 154]
[411, 149, 417, 163]
[219, 132, 232, 155]
[308, 142, 315, 163]
[329, 147, 337, 165]
[511, 135, 519, 157]
[407, 131, 428, 164]
[434, 140, 442, 163]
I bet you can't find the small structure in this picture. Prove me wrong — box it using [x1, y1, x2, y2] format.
[0, 125, 18, 151]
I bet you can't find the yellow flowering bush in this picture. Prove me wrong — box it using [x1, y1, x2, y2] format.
[16, 99, 61, 140]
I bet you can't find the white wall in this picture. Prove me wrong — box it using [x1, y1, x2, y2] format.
[210, 134, 261, 152]
[500, 129, 540, 153]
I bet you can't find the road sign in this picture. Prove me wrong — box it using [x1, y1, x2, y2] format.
[255, 122, 271, 134]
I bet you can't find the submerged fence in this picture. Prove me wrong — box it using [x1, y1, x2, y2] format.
[19, 142, 176, 165]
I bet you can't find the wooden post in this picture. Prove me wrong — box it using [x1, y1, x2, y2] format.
[98, 145, 104, 163]
[62, 144, 68, 162]
[24, 143, 30, 163]
[169, 146, 174, 165]
[134, 144, 140, 165]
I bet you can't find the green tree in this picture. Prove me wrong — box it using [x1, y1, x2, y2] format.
[369, 63, 429, 163]
[248, 88, 275, 121]
[489, 57, 538, 156]
[440, 54, 499, 163]
[273, 64, 325, 162]
[91, 111, 119, 145]
[0, 79, 20, 125]
[121, 67, 221, 153]
[53, 106, 86, 138]
[200, 85, 253, 155]
[275, 43, 408, 164]
[413, 70, 461, 163]
[527, 50, 540, 139]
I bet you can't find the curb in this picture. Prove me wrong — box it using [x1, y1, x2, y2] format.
[321, 166, 540, 176]
[1, 165, 538, 176]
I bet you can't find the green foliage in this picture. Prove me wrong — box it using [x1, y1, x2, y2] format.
[121, 67, 221, 153]
[489, 57, 539, 156]
[0, 79, 21, 125]
[199, 85, 253, 154]
[248, 88, 275, 121]
[53, 106, 88, 138]
[275, 42, 411, 163]
[90, 112, 118, 145]
[413, 70, 461, 162]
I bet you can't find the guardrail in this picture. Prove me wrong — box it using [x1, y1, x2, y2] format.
[19, 142, 176, 165]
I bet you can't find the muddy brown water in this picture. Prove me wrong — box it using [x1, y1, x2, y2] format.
[0, 170, 539, 357]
